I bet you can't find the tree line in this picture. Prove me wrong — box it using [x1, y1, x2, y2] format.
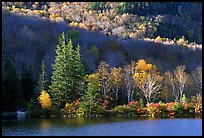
[37, 32, 202, 114]
[2, 32, 202, 114]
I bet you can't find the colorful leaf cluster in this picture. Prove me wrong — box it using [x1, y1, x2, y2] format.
[61, 99, 81, 117]
[134, 59, 160, 87]
[38, 90, 52, 110]
[97, 95, 116, 110]
[113, 101, 201, 117]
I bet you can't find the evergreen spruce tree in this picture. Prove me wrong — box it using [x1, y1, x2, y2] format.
[35, 61, 48, 92]
[34, 60, 48, 102]
[79, 83, 102, 115]
[49, 32, 85, 108]
[49, 32, 68, 107]
[73, 45, 85, 97]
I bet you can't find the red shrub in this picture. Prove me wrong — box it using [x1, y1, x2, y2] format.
[166, 102, 177, 112]
[128, 101, 139, 108]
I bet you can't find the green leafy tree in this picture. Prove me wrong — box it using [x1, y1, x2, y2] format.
[182, 94, 189, 103]
[139, 98, 144, 108]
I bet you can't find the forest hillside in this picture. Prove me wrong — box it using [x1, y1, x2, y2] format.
[2, 2, 202, 79]
[2, 2, 202, 110]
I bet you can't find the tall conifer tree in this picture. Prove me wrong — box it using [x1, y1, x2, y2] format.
[49, 32, 85, 108]
[34, 60, 48, 101]
[73, 45, 85, 97]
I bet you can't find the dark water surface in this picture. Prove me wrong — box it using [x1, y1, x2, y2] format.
[2, 117, 202, 136]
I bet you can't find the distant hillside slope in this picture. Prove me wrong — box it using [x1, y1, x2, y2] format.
[2, 9, 202, 83]
[2, 2, 202, 44]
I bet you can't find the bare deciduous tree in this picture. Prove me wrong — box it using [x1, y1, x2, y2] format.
[98, 61, 110, 97]
[108, 67, 122, 101]
[123, 61, 136, 103]
[174, 65, 188, 103]
[192, 66, 202, 94]
[141, 74, 162, 104]
[164, 71, 179, 102]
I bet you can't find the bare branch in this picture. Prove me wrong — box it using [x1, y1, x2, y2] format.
[192, 66, 202, 93]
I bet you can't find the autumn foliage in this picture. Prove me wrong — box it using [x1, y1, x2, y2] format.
[38, 90, 52, 110]
[134, 59, 158, 87]
[133, 59, 162, 103]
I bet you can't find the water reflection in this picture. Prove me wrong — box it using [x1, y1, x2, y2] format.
[35, 116, 154, 129]
[40, 119, 52, 129]
[36, 116, 201, 128]
[2, 117, 202, 136]
[64, 117, 85, 127]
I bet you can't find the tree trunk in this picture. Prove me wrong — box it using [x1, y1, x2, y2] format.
[102, 80, 106, 97]
[179, 88, 183, 103]
[116, 85, 118, 101]
[130, 91, 134, 102]
[127, 90, 131, 103]
[145, 96, 150, 104]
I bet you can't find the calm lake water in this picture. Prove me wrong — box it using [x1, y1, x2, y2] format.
[2, 116, 202, 136]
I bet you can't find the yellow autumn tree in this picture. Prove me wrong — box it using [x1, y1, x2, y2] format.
[38, 90, 52, 110]
[134, 59, 157, 86]
[133, 59, 162, 103]
[108, 67, 122, 100]
[97, 61, 110, 97]
[85, 73, 100, 90]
